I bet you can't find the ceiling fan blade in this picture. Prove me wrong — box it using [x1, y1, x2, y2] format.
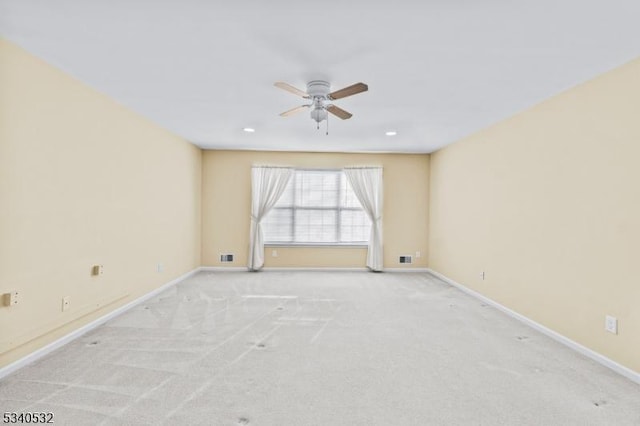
[279, 105, 310, 117]
[274, 82, 309, 98]
[328, 82, 368, 100]
[326, 105, 353, 120]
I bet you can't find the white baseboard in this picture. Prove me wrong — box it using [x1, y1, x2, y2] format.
[201, 266, 430, 273]
[384, 267, 430, 272]
[0, 268, 200, 381]
[199, 266, 247, 272]
[201, 266, 370, 272]
[263, 267, 369, 272]
[427, 268, 640, 385]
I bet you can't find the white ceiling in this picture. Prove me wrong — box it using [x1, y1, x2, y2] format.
[2, 1, 639, 153]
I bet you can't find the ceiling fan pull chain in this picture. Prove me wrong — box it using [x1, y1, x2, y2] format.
[326, 112, 329, 136]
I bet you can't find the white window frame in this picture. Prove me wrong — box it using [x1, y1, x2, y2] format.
[264, 168, 370, 247]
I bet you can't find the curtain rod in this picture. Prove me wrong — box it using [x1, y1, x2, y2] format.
[251, 165, 294, 169]
[252, 165, 383, 171]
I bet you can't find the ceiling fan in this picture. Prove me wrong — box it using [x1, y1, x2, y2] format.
[274, 80, 368, 128]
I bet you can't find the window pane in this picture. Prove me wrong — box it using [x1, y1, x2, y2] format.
[340, 210, 371, 242]
[295, 209, 337, 242]
[263, 169, 372, 244]
[296, 171, 339, 207]
[263, 208, 293, 242]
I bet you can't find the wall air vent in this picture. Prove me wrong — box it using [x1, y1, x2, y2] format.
[220, 254, 234, 263]
[399, 255, 412, 264]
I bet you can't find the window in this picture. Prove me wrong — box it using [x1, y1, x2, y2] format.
[263, 169, 371, 245]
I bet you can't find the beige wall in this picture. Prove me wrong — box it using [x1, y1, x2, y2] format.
[429, 58, 640, 372]
[0, 40, 202, 367]
[202, 150, 429, 268]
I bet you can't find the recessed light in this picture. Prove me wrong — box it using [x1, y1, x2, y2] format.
[243, 127, 255, 133]
[385, 131, 397, 136]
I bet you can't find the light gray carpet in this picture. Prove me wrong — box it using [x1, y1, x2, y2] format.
[1, 271, 639, 425]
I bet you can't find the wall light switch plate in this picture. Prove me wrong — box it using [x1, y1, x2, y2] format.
[62, 296, 70, 312]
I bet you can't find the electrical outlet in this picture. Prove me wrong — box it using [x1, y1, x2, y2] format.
[62, 296, 70, 312]
[272, 249, 278, 257]
[605, 315, 618, 334]
[92, 265, 104, 276]
[3, 292, 19, 307]
[157, 263, 164, 273]
[480, 271, 485, 280]
[416, 251, 421, 258]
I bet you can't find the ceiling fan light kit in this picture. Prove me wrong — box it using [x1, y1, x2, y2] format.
[310, 108, 328, 123]
[275, 79, 368, 131]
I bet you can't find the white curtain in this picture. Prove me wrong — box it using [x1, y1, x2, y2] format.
[344, 166, 383, 271]
[248, 166, 293, 271]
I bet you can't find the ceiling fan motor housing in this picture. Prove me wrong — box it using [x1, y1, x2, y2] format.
[306, 80, 330, 98]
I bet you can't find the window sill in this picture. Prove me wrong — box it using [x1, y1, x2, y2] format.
[265, 242, 368, 248]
